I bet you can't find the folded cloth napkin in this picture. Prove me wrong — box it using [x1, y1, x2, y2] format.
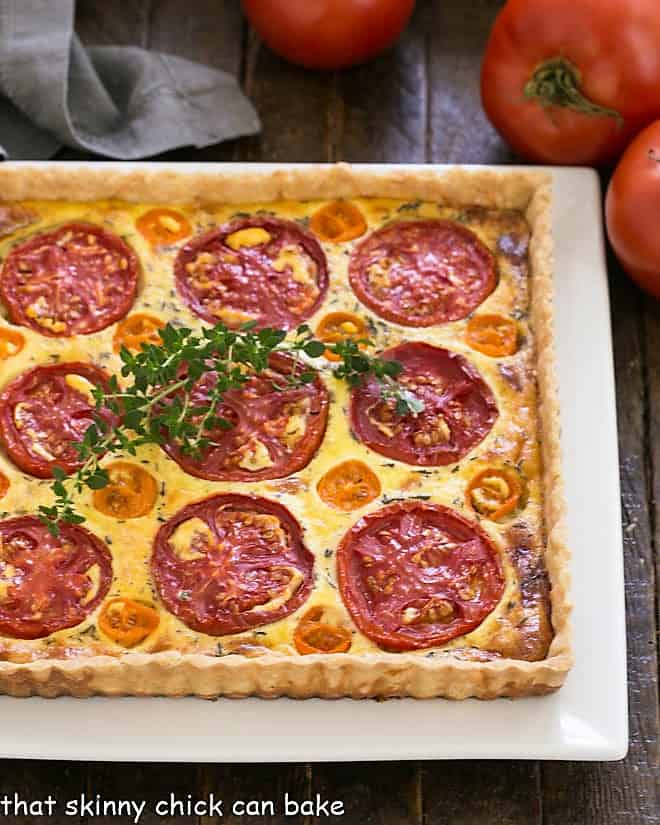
[0, 0, 260, 159]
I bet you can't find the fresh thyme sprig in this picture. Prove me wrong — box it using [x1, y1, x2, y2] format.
[329, 338, 425, 416]
[38, 322, 424, 535]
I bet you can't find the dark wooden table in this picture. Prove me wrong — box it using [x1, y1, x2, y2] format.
[4, 2, 659, 823]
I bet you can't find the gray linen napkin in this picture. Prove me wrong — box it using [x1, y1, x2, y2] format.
[0, 0, 260, 159]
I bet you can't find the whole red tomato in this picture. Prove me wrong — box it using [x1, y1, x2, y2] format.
[606, 121, 660, 299]
[241, 0, 416, 70]
[481, 0, 660, 165]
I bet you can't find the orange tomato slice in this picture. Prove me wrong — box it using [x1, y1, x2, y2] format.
[317, 459, 381, 511]
[136, 208, 192, 247]
[316, 311, 369, 362]
[98, 598, 160, 648]
[92, 462, 158, 519]
[294, 607, 352, 655]
[113, 313, 165, 354]
[0, 327, 25, 359]
[466, 467, 523, 521]
[466, 314, 519, 357]
[0, 471, 9, 500]
[310, 201, 367, 243]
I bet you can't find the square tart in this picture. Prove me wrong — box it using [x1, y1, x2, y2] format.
[0, 163, 571, 699]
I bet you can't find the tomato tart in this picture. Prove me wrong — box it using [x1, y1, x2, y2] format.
[0, 163, 570, 699]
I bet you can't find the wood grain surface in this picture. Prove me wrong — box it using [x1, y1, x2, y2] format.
[1, 2, 657, 824]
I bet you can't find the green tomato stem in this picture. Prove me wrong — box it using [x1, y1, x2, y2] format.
[524, 57, 623, 125]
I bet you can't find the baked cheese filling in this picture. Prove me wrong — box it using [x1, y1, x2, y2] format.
[0, 195, 551, 664]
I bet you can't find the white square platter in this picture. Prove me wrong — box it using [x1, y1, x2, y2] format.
[0, 163, 627, 761]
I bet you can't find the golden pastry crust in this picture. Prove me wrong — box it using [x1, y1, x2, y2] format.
[0, 163, 571, 698]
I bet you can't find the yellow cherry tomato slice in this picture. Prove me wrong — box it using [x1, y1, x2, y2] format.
[92, 461, 158, 519]
[136, 208, 192, 247]
[310, 201, 367, 243]
[466, 314, 519, 357]
[0, 471, 9, 500]
[316, 311, 369, 362]
[0, 327, 25, 359]
[466, 467, 522, 521]
[294, 607, 352, 655]
[317, 459, 381, 511]
[98, 598, 160, 648]
[113, 313, 165, 353]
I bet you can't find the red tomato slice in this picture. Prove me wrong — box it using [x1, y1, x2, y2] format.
[0, 362, 118, 479]
[349, 220, 496, 326]
[151, 494, 314, 636]
[0, 517, 112, 639]
[480, 0, 660, 165]
[161, 353, 328, 482]
[0, 223, 139, 336]
[175, 217, 329, 331]
[337, 501, 504, 651]
[350, 342, 498, 466]
[606, 120, 660, 299]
